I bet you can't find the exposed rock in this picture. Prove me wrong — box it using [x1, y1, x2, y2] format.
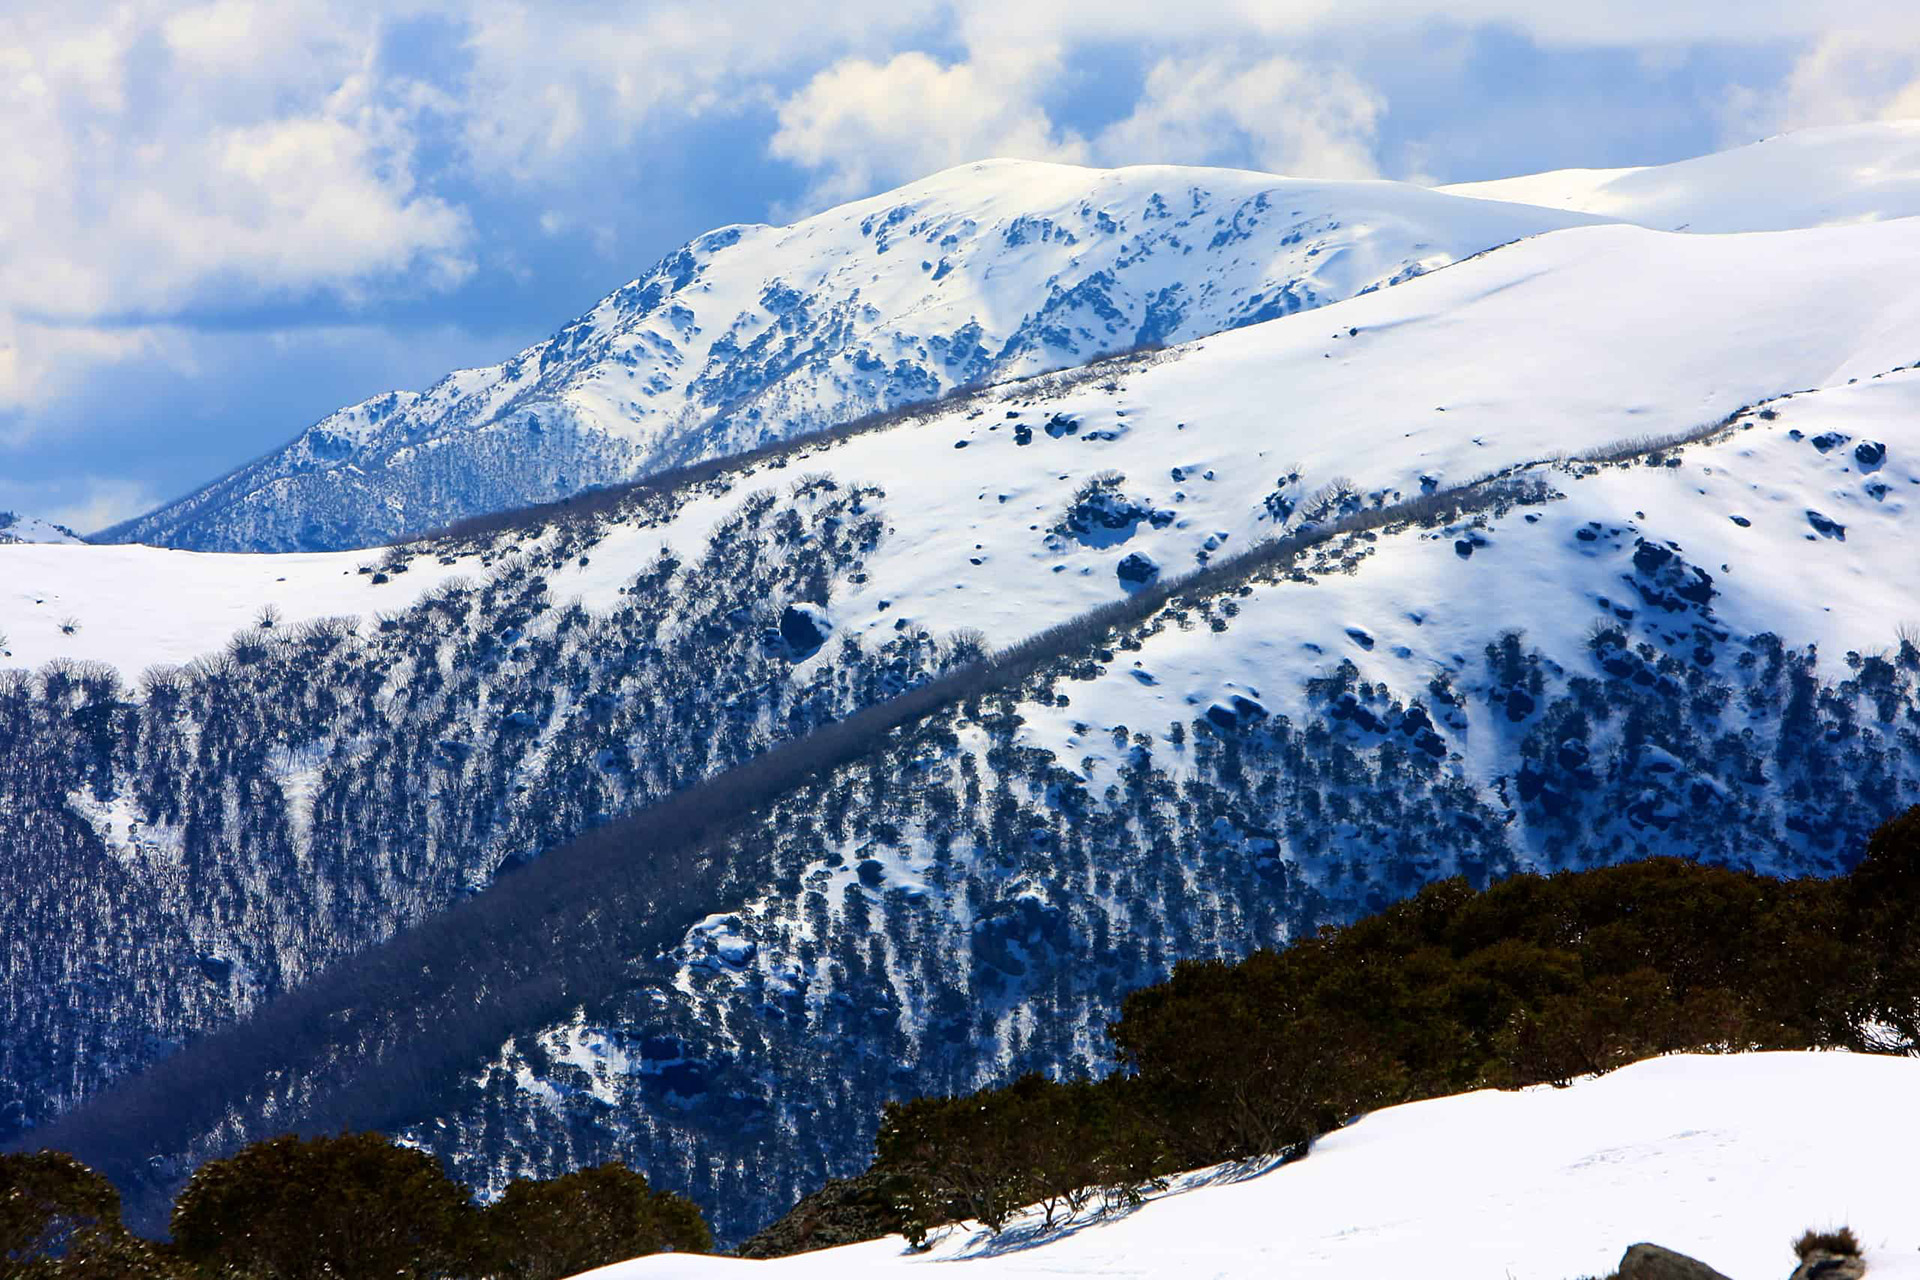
[1116, 552, 1160, 586]
[734, 1169, 908, 1259]
[1206, 694, 1268, 731]
[1806, 510, 1847, 541]
[779, 603, 832, 658]
[1790, 1251, 1867, 1280]
[1615, 1241, 1733, 1280]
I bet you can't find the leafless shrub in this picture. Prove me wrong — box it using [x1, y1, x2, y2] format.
[1793, 1227, 1861, 1261]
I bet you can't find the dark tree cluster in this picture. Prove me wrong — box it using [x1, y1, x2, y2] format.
[749, 808, 1920, 1253]
[3, 1133, 707, 1279]
[0, 473, 951, 1142]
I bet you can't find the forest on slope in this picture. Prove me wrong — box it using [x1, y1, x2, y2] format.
[15, 126, 1920, 1242]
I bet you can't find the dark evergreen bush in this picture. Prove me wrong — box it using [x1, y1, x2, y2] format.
[169, 1133, 479, 1279]
[481, 1162, 711, 1278]
[761, 809, 1920, 1254]
[1, 1150, 184, 1277]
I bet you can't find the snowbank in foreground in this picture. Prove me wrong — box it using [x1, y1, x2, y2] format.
[579, 1052, 1920, 1280]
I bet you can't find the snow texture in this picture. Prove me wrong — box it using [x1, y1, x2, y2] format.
[576, 1052, 1920, 1280]
[0, 512, 82, 545]
[1441, 119, 1920, 232]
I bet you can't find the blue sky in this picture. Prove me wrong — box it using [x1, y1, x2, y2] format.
[4, 2, 1918, 532]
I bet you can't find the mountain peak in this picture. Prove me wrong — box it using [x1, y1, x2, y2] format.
[99, 160, 1597, 553]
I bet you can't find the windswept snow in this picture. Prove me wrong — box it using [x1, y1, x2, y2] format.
[1441, 120, 1920, 232]
[578, 1052, 1920, 1280]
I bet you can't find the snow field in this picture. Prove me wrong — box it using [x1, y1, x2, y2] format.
[577, 1052, 1920, 1280]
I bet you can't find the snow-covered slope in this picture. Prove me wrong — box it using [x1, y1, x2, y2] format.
[0, 512, 82, 545]
[405, 356, 1920, 1240]
[96, 161, 1599, 552]
[23, 132, 1920, 1246]
[584, 1053, 1920, 1280]
[1441, 120, 1920, 232]
[18, 213, 1920, 675]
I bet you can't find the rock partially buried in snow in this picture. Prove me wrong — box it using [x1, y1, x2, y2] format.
[1116, 552, 1159, 587]
[1616, 1242, 1733, 1280]
[1789, 1254, 1866, 1280]
[1789, 1251, 1866, 1280]
[779, 603, 832, 658]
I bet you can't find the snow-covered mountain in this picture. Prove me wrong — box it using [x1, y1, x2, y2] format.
[96, 162, 1599, 552]
[583, 1053, 1920, 1280]
[17, 123, 1920, 1245]
[17, 209, 1920, 675]
[0, 512, 82, 545]
[1441, 119, 1920, 232]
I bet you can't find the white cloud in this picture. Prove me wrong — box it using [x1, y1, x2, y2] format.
[1096, 52, 1386, 179]
[769, 49, 1089, 207]
[45, 478, 163, 536]
[7, 0, 1920, 485]
[1722, 27, 1920, 140]
[942, 0, 1920, 50]
[452, 0, 936, 179]
[0, 3, 473, 417]
[0, 316, 162, 441]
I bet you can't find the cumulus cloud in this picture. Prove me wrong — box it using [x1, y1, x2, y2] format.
[0, 2, 472, 420]
[453, 0, 936, 179]
[1723, 27, 1920, 139]
[1096, 52, 1386, 179]
[768, 49, 1090, 207]
[10, 0, 1920, 525]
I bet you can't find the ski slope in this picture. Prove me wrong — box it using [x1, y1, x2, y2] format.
[579, 1052, 1920, 1280]
[11, 208, 1920, 677]
[1441, 120, 1920, 232]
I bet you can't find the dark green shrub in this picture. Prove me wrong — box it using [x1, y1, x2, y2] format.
[482, 1161, 711, 1278]
[170, 1132, 478, 1279]
[759, 809, 1920, 1255]
[2, 1150, 188, 1278]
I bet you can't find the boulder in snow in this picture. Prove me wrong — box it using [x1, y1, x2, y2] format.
[779, 603, 832, 657]
[1116, 552, 1159, 586]
[1616, 1242, 1732, 1280]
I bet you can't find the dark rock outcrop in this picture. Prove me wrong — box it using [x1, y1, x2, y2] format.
[1116, 552, 1160, 586]
[779, 603, 832, 657]
[1790, 1250, 1867, 1280]
[1615, 1242, 1734, 1280]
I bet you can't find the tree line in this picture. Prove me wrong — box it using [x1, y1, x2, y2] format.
[4, 1132, 707, 1278]
[745, 807, 1920, 1253]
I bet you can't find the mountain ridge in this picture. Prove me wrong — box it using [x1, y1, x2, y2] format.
[96, 159, 1600, 551]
